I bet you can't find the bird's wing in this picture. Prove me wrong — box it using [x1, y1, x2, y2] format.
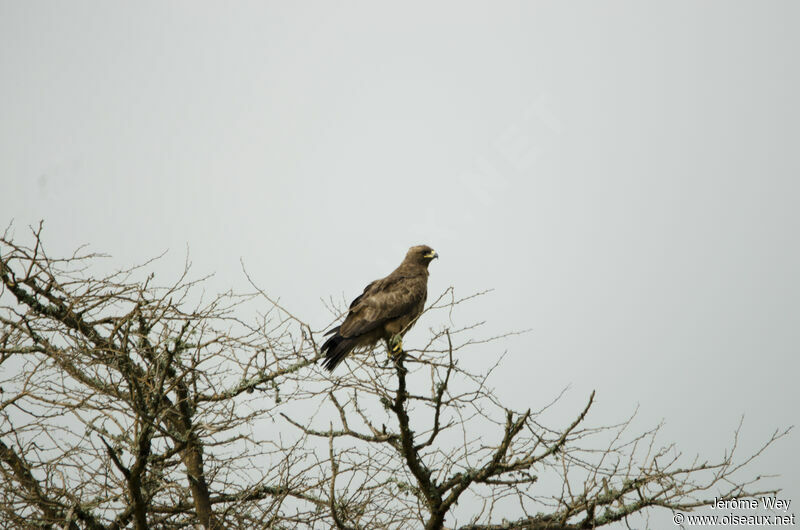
[339, 275, 425, 338]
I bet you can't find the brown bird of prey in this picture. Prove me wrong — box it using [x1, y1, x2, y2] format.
[320, 245, 438, 372]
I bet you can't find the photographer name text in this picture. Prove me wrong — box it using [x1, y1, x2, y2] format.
[711, 497, 791, 512]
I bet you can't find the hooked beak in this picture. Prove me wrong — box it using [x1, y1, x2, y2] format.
[424, 250, 439, 260]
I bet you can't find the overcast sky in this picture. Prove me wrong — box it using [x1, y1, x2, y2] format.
[2, 2, 798, 527]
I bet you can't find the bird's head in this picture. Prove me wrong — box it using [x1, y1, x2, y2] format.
[407, 245, 439, 267]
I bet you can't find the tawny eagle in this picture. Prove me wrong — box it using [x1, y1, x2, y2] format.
[320, 245, 438, 372]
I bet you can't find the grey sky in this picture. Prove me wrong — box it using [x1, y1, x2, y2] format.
[2, 2, 798, 527]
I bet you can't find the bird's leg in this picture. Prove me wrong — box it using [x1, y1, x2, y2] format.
[382, 335, 407, 371]
[384, 336, 408, 374]
[388, 334, 404, 357]
[387, 333, 407, 372]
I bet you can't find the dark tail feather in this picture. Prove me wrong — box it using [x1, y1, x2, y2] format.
[320, 332, 355, 372]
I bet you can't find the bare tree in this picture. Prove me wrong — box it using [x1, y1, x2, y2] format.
[0, 225, 789, 529]
[280, 289, 789, 530]
[0, 224, 327, 529]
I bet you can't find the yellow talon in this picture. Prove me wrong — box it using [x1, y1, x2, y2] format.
[389, 335, 403, 356]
